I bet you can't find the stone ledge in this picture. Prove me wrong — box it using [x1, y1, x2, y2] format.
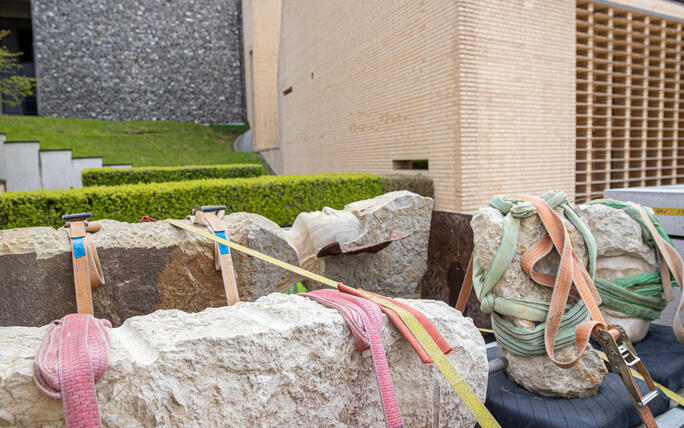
[0, 294, 487, 427]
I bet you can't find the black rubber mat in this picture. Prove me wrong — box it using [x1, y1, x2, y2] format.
[632, 323, 684, 392]
[485, 345, 671, 428]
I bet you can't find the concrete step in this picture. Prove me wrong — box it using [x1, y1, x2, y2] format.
[72, 157, 103, 188]
[0, 134, 117, 191]
[39, 149, 73, 190]
[2, 140, 41, 191]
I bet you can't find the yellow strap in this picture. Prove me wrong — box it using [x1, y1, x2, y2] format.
[596, 350, 684, 407]
[651, 207, 684, 217]
[165, 219, 500, 428]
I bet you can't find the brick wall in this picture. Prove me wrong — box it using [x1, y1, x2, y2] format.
[278, 0, 576, 212]
[456, 0, 576, 210]
[279, 0, 460, 210]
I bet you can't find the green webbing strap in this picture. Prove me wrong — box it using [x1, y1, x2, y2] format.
[589, 200, 673, 247]
[562, 202, 598, 279]
[492, 301, 590, 355]
[588, 200, 678, 320]
[595, 274, 672, 320]
[470, 221, 519, 314]
[472, 190, 597, 356]
[490, 190, 597, 278]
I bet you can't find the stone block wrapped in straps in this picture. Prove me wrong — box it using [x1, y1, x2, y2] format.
[0, 293, 488, 427]
[579, 201, 684, 344]
[467, 190, 608, 398]
[0, 191, 432, 327]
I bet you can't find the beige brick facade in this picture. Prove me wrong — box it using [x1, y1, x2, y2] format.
[242, 0, 683, 212]
[242, 0, 282, 152]
[277, 0, 576, 212]
[455, 0, 577, 211]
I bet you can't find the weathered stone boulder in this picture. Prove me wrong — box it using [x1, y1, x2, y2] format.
[0, 293, 487, 427]
[222, 213, 303, 300]
[0, 191, 433, 328]
[471, 206, 608, 398]
[320, 191, 433, 298]
[0, 217, 299, 327]
[579, 203, 658, 342]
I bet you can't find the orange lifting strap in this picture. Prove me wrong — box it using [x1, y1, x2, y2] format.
[190, 205, 240, 305]
[61, 213, 105, 315]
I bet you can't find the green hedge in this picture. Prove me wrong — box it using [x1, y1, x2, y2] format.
[381, 174, 433, 199]
[82, 164, 266, 186]
[0, 174, 433, 230]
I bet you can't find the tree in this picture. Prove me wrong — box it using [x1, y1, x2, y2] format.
[0, 30, 36, 106]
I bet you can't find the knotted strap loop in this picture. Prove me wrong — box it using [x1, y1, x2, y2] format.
[34, 314, 111, 428]
[515, 195, 608, 368]
[303, 289, 403, 428]
[460, 193, 659, 427]
[457, 191, 596, 357]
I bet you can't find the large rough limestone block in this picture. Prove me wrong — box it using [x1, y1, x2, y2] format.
[0, 191, 433, 328]
[0, 218, 299, 327]
[471, 207, 608, 398]
[0, 293, 487, 427]
[222, 213, 303, 300]
[579, 204, 658, 343]
[320, 191, 433, 298]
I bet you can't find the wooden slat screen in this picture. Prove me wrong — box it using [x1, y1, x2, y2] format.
[576, 1, 683, 202]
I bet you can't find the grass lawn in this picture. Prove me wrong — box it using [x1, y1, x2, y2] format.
[0, 115, 261, 167]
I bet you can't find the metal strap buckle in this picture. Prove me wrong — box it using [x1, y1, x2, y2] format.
[193, 205, 226, 214]
[62, 212, 92, 227]
[597, 325, 658, 407]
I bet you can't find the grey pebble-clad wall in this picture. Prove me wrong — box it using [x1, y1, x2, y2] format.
[31, 0, 245, 123]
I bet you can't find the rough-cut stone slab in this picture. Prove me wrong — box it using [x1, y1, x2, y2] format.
[0, 192, 433, 328]
[221, 213, 303, 300]
[471, 206, 608, 398]
[419, 211, 493, 331]
[0, 294, 487, 427]
[0, 218, 299, 327]
[321, 191, 433, 298]
[579, 204, 658, 342]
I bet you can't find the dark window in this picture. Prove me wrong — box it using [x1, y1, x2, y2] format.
[393, 159, 429, 170]
[17, 27, 33, 62]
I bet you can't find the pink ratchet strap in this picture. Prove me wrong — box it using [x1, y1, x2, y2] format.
[303, 289, 403, 428]
[34, 314, 112, 428]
